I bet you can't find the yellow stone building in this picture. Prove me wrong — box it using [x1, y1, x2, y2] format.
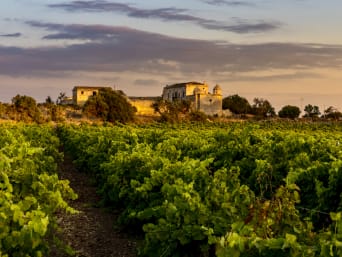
[162, 81, 223, 116]
[72, 86, 112, 106]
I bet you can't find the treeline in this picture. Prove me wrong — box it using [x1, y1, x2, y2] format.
[0, 95, 66, 123]
[0, 88, 135, 124]
[223, 94, 342, 120]
[1, 89, 341, 124]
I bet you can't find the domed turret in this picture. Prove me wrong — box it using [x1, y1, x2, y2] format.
[213, 84, 222, 95]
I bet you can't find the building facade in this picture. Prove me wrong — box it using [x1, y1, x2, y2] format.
[72, 86, 112, 106]
[162, 82, 223, 116]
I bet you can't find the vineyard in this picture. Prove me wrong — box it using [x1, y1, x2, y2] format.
[0, 124, 76, 257]
[2, 122, 342, 256]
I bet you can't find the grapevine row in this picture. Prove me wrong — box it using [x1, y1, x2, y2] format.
[58, 122, 342, 257]
[0, 124, 77, 257]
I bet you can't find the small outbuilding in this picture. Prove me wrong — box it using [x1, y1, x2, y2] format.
[72, 86, 112, 106]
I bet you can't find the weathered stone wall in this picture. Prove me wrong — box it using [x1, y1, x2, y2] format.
[129, 99, 159, 116]
[185, 84, 208, 96]
[198, 94, 222, 116]
[73, 88, 100, 105]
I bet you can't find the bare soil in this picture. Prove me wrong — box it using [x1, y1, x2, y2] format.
[50, 154, 138, 257]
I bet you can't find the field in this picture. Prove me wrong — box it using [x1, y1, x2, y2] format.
[0, 124, 77, 257]
[2, 121, 342, 256]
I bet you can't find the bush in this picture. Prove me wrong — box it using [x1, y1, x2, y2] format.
[222, 94, 251, 114]
[189, 111, 208, 122]
[278, 105, 301, 119]
[83, 88, 136, 123]
[251, 98, 276, 118]
[152, 99, 192, 123]
[11, 95, 43, 123]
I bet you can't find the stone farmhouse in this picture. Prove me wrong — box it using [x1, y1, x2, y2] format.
[162, 81, 223, 116]
[68, 82, 225, 116]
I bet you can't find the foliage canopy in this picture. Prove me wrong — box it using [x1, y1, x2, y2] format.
[11, 94, 42, 122]
[278, 105, 301, 119]
[323, 106, 342, 120]
[251, 98, 276, 118]
[152, 99, 194, 122]
[83, 88, 136, 123]
[222, 94, 251, 115]
[304, 104, 320, 118]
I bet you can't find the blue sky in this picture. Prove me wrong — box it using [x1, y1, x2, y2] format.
[1, 0, 342, 111]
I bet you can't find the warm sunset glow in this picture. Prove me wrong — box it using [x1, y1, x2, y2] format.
[1, 0, 342, 111]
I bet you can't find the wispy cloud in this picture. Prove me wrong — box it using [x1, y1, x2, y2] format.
[49, 2, 192, 21]
[26, 21, 131, 41]
[201, 20, 279, 34]
[0, 32, 22, 37]
[48, 1, 279, 34]
[1, 22, 342, 80]
[134, 79, 160, 86]
[202, 0, 255, 6]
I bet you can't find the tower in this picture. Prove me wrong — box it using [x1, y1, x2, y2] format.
[213, 84, 222, 95]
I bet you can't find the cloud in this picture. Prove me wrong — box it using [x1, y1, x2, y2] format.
[134, 79, 160, 86]
[49, 1, 192, 21]
[0, 32, 22, 37]
[26, 21, 133, 41]
[219, 71, 322, 82]
[1, 22, 342, 80]
[202, 0, 255, 6]
[48, 1, 279, 34]
[201, 20, 279, 34]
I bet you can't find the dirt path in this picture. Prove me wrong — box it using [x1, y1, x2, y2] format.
[50, 154, 138, 257]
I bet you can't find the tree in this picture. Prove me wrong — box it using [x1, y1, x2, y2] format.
[222, 94, 251, 115]
[152, 99, 192, 122]
[45, 96, 54, 105]
[303, 104, 320, 118]
[323, 106, 342, 120]
[56, 92, 66, 105]
[11, 94, 41, 122]
[83, 88, 136, 123]
[42, 95, 64, 122]
[251, 98, 276, 118]
[278, 105, 301, 119]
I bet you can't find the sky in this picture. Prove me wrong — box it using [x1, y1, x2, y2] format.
[1, 0, 342, 112]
